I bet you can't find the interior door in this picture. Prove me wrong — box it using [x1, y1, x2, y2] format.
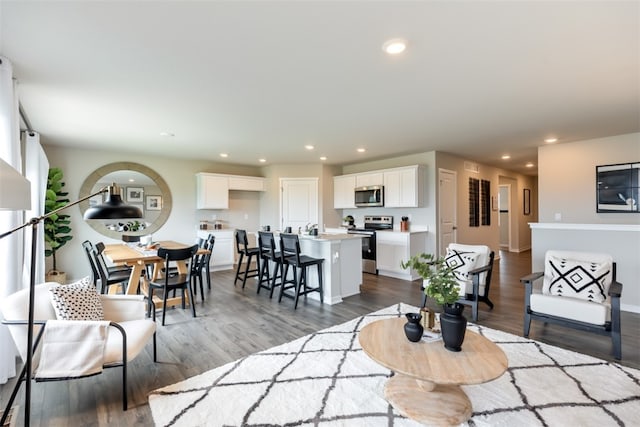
[280, 178, 318, 232]
[438, 169, 457, 256]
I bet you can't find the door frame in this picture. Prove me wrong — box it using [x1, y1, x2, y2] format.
[438, 168, 457, 257]
[498, 184, 512, 251]
[279, 177, 319, 232]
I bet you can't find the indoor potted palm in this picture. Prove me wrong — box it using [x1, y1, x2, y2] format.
[401, 253, 467, 351]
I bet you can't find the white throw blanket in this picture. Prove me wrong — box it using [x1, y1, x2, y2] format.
[35, 320, 109, 380]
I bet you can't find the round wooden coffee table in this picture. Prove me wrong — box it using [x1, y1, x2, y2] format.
[359, 317, 508, 425]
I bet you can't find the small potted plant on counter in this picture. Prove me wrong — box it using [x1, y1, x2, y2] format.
[401, 253, 467, 351]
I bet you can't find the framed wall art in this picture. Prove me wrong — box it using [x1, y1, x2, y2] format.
[126, 187, 144, 203]
[146, 195, 162, 211]
[523, 188, 531, 215]
[596, 162, 639, 213]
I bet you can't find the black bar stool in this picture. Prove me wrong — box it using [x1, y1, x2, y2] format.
[234, 229, 260, 288]
[278, 233, 324, 309]
[257, 231, 287, 297]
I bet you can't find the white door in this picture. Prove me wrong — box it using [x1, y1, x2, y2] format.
[280, 178, 318, 232]
[438, 169, 457, 256]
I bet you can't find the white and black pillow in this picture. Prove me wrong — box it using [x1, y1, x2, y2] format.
[445, 249, 480, 282]
[543, 255, 612, 303]
[49, 277, 104, 321]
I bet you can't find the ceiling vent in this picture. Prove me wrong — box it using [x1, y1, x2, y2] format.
[464, 161, 480, 173]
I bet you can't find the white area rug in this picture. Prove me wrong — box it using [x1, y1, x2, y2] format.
[148, 303, 640, 426]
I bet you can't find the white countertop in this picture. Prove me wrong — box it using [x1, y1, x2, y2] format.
[298, 233, 362, 241]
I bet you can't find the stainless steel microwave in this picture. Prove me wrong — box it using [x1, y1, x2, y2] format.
[354, 185, 384, 207]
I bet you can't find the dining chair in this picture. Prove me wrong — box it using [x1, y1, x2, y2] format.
[191, 235, 215, 301]
[148, 244, 199, 326]
[257, 231, 286, 297]
[278, 233, 324, 309]
[93, 242, 132, 294]
[82, 240, 131, 287]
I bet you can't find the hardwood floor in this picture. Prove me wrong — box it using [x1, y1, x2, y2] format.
[2, 250, 638, 426]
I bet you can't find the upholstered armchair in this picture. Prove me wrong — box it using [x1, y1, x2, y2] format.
[1, 282, 157, 411]
[520, 250, 622, 360]
[445, 243, 495, 321]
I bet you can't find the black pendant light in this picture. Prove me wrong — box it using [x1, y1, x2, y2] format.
[84, 183, 143, 219]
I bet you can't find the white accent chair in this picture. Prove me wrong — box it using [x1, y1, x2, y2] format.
[0, 282, 157, 411]
[520, 250, 622, 360]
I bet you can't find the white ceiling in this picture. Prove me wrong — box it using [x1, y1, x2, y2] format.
[1, 1, 638, 176]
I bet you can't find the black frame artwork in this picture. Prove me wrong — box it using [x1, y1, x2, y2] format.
[596, 162, 639, 213]
[523, 188, 531, 215]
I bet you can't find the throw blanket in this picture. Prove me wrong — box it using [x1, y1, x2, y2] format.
[35, 320, 109, 380]
[149, 303, 640, 426]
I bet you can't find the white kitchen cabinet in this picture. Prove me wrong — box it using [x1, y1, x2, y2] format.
[228, 176, 266, 192]
[376, 230, 427, 281]
[355, 172, 383, 187]
[196, 173, 229, 209]
[333, 174, 356, 208]
[197, 229, 235, 271]
[384, 165, 422, 208]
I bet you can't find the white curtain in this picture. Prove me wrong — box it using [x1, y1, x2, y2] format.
[23, 131, 49, 286]
[0, 56, 23, 383]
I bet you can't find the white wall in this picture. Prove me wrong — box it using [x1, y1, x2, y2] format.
[538, 133, 640, 224]
[43, 145, 262, 280]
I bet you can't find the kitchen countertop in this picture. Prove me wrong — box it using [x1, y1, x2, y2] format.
[298, 233, 362, 241]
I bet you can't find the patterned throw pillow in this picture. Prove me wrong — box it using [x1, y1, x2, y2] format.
[543, 256, 612, 303]
[444, 249, 480, 282]
[49, 277, 104, 321]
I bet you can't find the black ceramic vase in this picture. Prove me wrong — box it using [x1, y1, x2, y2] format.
[404, 312, 424, 342]
[440, 303, 467, 352]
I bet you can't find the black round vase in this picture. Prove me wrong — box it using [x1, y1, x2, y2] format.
[440, 303, 467, 352]
[404, 313, 424, 342]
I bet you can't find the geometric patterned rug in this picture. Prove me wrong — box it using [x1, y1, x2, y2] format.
[148, 303, 640, 426]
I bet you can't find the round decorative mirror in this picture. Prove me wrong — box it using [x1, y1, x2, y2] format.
[79, 162, 172, 239]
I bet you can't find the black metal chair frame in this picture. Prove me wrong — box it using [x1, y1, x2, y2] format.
[234, 229, 260, 289]
[278, 233, 324, 309]
[148, 244, 199, 326]
[521, 262, 623, 360]
[192, 235, 215, 300]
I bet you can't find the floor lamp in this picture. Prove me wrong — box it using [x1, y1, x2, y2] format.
[0, 159, 142, 426]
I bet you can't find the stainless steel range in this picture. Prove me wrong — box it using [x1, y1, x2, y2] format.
[347, 215, 393, 274]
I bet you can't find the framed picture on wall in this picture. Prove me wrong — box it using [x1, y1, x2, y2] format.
[146, 195, 162, 211]
[126, 187, 144, 203]
[523, 188, 531, 215]
[596, 162, 639, 213]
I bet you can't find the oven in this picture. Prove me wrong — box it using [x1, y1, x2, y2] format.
[347, 228, 377, 274]
[347, 215, 393, 275]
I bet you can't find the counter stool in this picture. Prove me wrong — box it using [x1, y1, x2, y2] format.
[234, 229, 260, 288]
[257, 231, 285, 297]
[278, 233, 324, 309]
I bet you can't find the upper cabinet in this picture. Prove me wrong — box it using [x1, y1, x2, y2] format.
[355, 172, 383, 187]
[333, 165, 423, 209]
[384, 165, 423, 208]
[196, 173, 265, 209]
[333, 175, 356, 209]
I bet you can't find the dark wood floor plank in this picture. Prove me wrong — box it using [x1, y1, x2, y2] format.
[1, 250, 638, 426]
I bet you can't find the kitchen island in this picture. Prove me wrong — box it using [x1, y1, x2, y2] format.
[265, 232, 361, 305]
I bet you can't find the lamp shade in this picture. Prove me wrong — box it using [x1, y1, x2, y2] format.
[0, 157, 31, 210]
[83, 184, 143, 220]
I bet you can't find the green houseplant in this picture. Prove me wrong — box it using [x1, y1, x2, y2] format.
[400, 253, 460, 306]
[44, 167, 72, 283]
[401, 253, 468, 352]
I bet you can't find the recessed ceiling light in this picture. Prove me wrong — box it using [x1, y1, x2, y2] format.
[357, 148, 366, 153]
[220, 153, 228, 158]
[320, 156, 327, 161]
[128, 178, 135, 182]
[501, 155, 511, 160]
[526, 162, 535, 168]
[544, 137, 558, 143]
[382, 38, 407, 55]
[259, 158, 266, 163]
[159, 132, 174, 137]
[305, 145, 314, 150]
